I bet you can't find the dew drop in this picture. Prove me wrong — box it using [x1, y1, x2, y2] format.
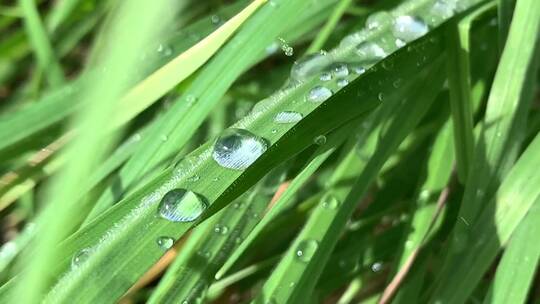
[392, 16, 428, 43]
[214, 224, 229, 235]
[314, 135, 327, 145]
[395, 38, 406, 48]
[319, 72, 332, 81]
[279, 38, 294, 56]
[158, 189, 208, 222]
[371, 261, 383, 272]
[295, 239, 319, 263]
[211, 15, 221, 25]
[157, 43, 173, 56]
[187, 175, 200, 182]
[356, 41, 387, 60]
[392, 78, 402, 88]
[321, 194, 339, 209]
[274, 111, 303, 124]
[430, 0, 456, 24]
[378, 92, 385, 101]
[72, 248, 91, 268]
[351, 65, 366, 75]
[290, 52, 329, 82]
[157, 236, 174, 250]
[365, 11, 393, 30]
[331, 63, 349, 78]
[337, 79, 349, 87]
[307, 86, 332, 103]
[212, 129, 268, 170]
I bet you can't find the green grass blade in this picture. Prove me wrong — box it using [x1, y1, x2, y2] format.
[19, 0, 65, 87]
[483, 204, 540, 304]
[430, 130, 540, 303]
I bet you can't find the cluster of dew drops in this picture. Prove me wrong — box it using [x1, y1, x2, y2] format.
[72, 0, 462, 269]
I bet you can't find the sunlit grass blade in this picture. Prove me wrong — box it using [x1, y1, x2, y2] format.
[483, 203, 540, 304]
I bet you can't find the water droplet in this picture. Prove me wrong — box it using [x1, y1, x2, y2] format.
[365, 11, 393, 30]
[319, 72, 332, 81]
[157, 236, 174, 250]
[291, 52, 329, 82]
[72, 248, 91, 268]
[314, 135, 327, 145]
[419, 189, 431, 201]
[382, 60, 394, 70]
[430, 0, 456, 24]
[307, 86, 332, 103]
[392, 16, 428, 43]
[158, 189, 208, 222]
[212, 129, 269, 170]
[351, 65, 366, 75]
[214, 224, 229, 235]
[337, 79, 349, 87]
[331, 63, 349, 78]
[186, 94, 198, 105]
[266, 42, 279, 54]
[356, 41, 387, 60]
[157, 43, 172, 56]
[321, 194, 339, 209]
[395, 38, 406, 48]
[212, 177, 219, 182]
[160, 134, 168, 142]
[274, 111, 303, 124]
[211, 15, 221, 25]
[235, 237, 243, 244]
[378, 92, 385, 101]
[295, 239, 319, 262]
[392, 78, 402, 88]
[371, 261, 383, 272]
[187, 175, 200, 182]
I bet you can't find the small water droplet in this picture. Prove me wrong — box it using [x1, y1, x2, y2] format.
[337, 79, 349, 87]
[161, 134, 168, 142]
[371, 261, 383, 272]
[295, 239, 319, 262]
[314, 135, 327, 145]
[212, 129, 269, 170]
[187, 175, 200, 182]
[307, 86, 332, 103]
[365, 11, 393, 30]
[211, 15, 221, 25]
[319, 72, 332, 81]
[395, 38, 406, 48]
[392, 78, 402, 88]
[419, 189, 431, 201]
[157, 43, 173, 56]
[291, 52, 329, 82]
[212, 177, 219, 182]
[274, 111, 303, 124]
[331, 63, 349, 78]
[356, 41, 387, 60]
[321, 194, 339, 209]
[430, 0, 456, 24]
[214, 224, 229, 235]
[378, 92, 385, 101]
[158, 189, 208, 222]
[157, 236, 174, 250]
[382, 60, 394, 70]
[392, 16, 428, 43]
[351, 65, 366, 75]
[72, 248, 91, 268]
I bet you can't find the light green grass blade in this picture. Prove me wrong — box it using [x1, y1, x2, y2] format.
[19, 0, 65, 87]
[483, 204, 540, 304]
[10, 2, 178, 303]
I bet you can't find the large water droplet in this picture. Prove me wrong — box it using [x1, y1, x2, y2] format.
[307, 86, 332, 103]
[274, 111, 303, 124]
[371, 261, 383, 272]
[392, 16, 428, 42]
[72, 248, 91, 268]
[295, 239, 319, 262]
[157, 236, 174, 250]
[365, 11, 393, 30]
[290, 52, 329, 82]
[212, 129, 268, 170]
[158, 189, 208, 222]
